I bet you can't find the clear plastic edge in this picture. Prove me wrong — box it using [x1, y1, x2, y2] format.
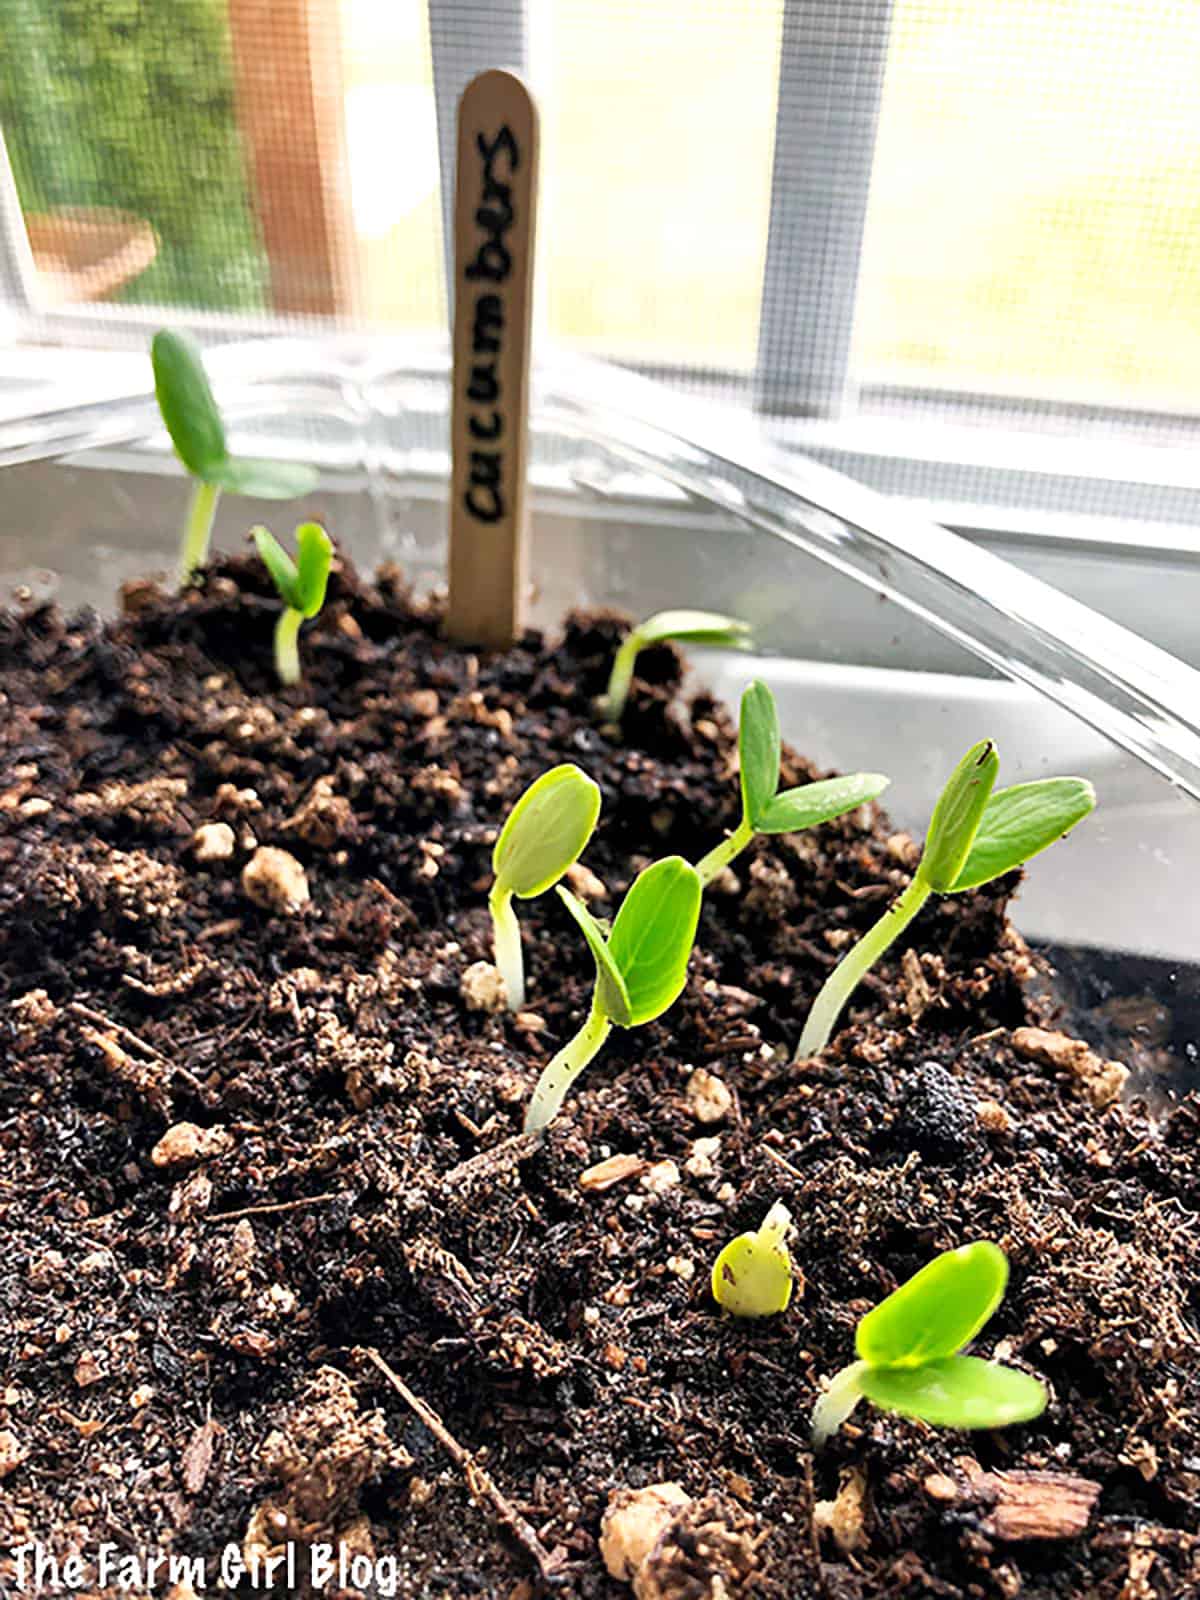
[5, 336, 1200, 801]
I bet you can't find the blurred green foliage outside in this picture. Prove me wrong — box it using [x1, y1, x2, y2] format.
[0, 0, 268, 310]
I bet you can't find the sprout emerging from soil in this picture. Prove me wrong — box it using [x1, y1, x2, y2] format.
[152, 329, 318, 586]
[811, 1241, 1047, 1446]
[795, 740, 1096, 1058]
[252, 522, 333, 686]
[696, 681, 890, 885]
[490, 764, 602, 1012]
[711, 1200, 794, 1317]
[603, 610, 752, 721]
[524, 856, 702, 1133]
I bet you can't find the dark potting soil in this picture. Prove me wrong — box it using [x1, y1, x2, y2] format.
[1, 553, 1197, 1599]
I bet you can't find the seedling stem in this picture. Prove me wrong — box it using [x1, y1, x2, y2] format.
[523, 856, 702, 1133]
[274, 607, 304, 687]
[811, 1360, 870, 1448]
[180, 480, 221, 588]
[796, 873, 929, 1058]
[524, 998, 612, 1133]
[602, 610, 752, 721]
[488, 883, 527, 1012]
[694, 817, 755, 884]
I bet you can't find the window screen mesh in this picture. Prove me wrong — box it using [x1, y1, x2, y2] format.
[0, 0, 1197, 433]
[854, 0, 1200, 413]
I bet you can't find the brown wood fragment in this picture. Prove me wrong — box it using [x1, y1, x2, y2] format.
[983, 1470, 1101, 1541]
[580, 1153, 647, 1192]
[923, 1472, 960, 1503]
[443, 1131, 541, 1191]
[1011, 1025, 1129, 1107]
[181, 1420, 218, 1495]
[204, 1193, 339, 1225]
[814, 1467, 869, 1552]
[358, 1347, 567, 1582]
[900, 947, 934, 1022]
[929, 1459, 1100, 1541]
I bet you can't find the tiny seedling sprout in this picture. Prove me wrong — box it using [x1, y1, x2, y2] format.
[796, 740, 1096, 1058]
[711, 1200, 795, 1317]
[696, 680, 890, 885]
[811, 1241, 1047, 1447]
[603, 609, 752, 722]
[152, 329, 319, 586]
[252, 522, 334, 686]
[490, 765, 602, 1012]
[523, 856, 702, 1133]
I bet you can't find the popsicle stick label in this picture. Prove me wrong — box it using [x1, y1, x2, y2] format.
[446, 69, 539, 648]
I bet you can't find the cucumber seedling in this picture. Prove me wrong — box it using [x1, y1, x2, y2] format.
[711, 1200, 795, 1318]
[490, 765, 602, 1012]
[152, 329, 318, 586]
[796, 740, 1096, 1058]
[696, 680, 889, 885]
[524, 856, 702, 1133]
[603, 609, 752, 722]
[252, 522, 333, 686]
[811, 1241, 1047, 1446]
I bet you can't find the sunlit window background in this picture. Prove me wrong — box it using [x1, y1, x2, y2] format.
[854, 0, 1200, 409]
[0, 0, 1197, 418]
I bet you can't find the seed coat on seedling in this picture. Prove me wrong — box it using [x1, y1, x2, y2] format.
[711, 1200, 795, 1317]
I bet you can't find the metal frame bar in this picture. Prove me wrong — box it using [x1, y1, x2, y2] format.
[427, 0, 528, 313]
[754, 0, 896, 419]
[0, 128, 40, 332]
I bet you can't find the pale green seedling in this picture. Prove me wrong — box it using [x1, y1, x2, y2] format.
[252, 522, 333, 686]
[811, 1241, 1047, 1446]
[696, 681, 890, 885]
[796, 741, 1096, 1058]
[524, 856, 702, 1133]
[490, 765, 602, 1012]
[152, 329, 318, 586]
[603, 610, 752, 721]
[711, 1200, 794, 1318]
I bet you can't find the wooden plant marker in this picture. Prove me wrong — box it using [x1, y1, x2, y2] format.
[446, 69, 540, 648]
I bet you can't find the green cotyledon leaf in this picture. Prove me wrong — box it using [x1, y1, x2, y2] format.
[210, 455, 320, 499]
[757, 771, 890, 835]
[152, 329, 227, 480]
[606, 856, 702, 1027]
[557, 885, 631, 1026]
[920, 740, 1000, 893]
[251, 526, 301, 610]
[856, 1241, 1009, 1368]
[493, 765, 602, 900]
[738, 680, 781, 828]
[633, 609, 753, 649]
[949, 777, 1096, 892]
[857, 1356, 1047, 1429]
[293, 522, 334, 618]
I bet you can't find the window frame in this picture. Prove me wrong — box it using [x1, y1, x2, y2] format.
[0, 0, 1197, 554]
